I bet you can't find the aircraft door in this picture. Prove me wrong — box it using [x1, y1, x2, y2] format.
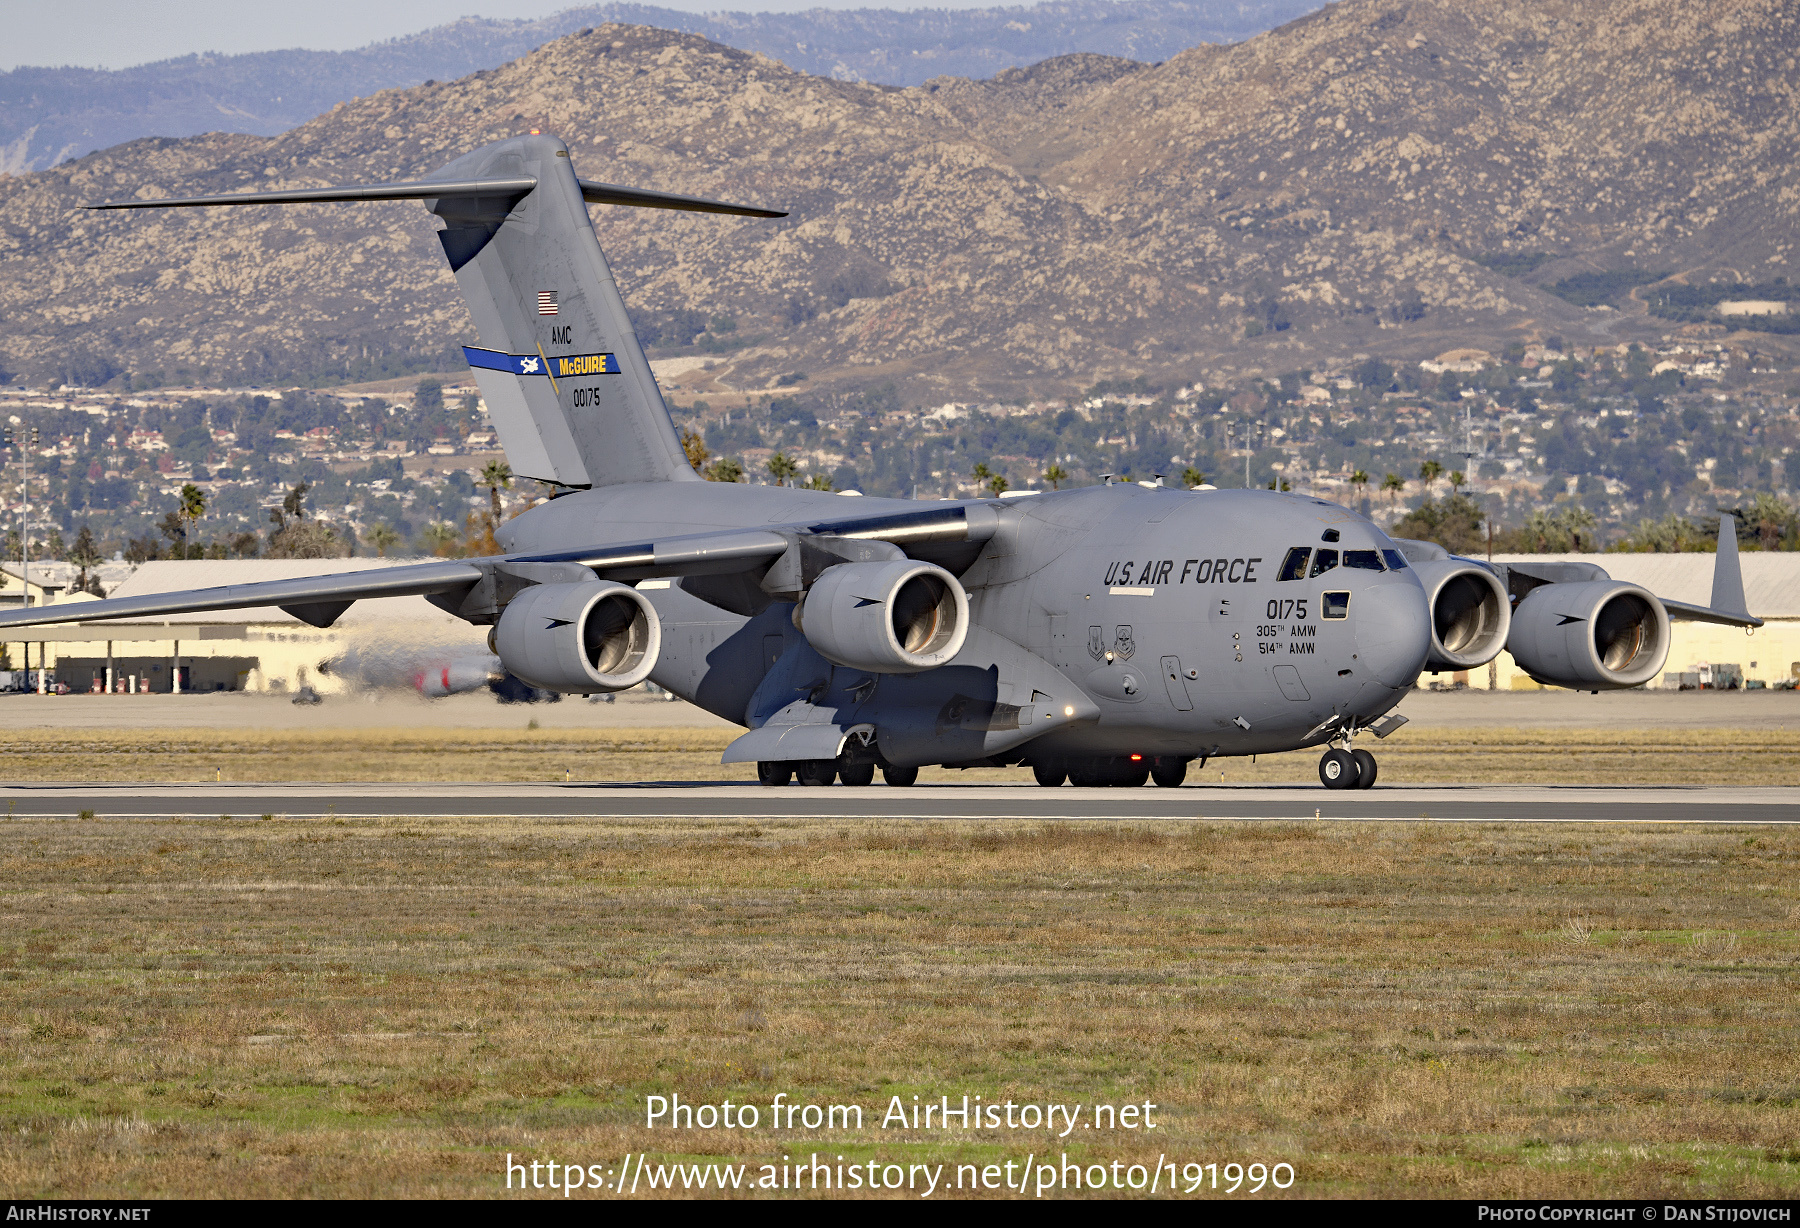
[1160, 655, 1193, 711]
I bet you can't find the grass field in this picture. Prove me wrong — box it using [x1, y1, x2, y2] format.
[2, 809, 1798, 1199]
[0, 723, 1797, 784]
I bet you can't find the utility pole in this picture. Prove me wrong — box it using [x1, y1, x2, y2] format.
[22, 424, 33, 611]
[24, 424, 37, 694]
[1229, 420, 1263, 488]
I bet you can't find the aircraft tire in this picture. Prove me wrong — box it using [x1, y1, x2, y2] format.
[1032, 762, 1066, 787]
[1319, 749, 1360, 790]
[839, 762, 876, 787]
[757, 761, 793, 787]
[1121, 766, 1151, 788]
[1150, 759, 1187, 788]
[1352, 749, 1378, 789]
[797, 759, 838, 786]
[881, 764, 920, 787]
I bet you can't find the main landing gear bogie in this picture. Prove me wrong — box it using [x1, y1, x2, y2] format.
[756, 759, 916, 786]
[1319, 746, 1379, 790]
[1033, 756, 1187, 788]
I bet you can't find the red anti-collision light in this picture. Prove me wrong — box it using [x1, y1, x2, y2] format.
[1129, 754, 1142, 761]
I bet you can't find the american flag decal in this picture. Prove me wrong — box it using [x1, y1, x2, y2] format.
[537, 291, 558, 316]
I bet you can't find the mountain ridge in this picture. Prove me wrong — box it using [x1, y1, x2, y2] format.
[1, 0, 1795, 398]
[0, 0, 1318, 174]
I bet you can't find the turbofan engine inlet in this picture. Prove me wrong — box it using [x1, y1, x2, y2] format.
[491, 580, 662, 693]
[797, 559, 969, 674]
[1410, 559, 1512, 671]
[1506, 580, 1670, 690]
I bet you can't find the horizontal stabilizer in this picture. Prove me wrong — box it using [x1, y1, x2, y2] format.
[86, 177, 785, 218]
[577, 178, 786, 217]
[85, 177, 539, 210]
[0, 560, 483, 631]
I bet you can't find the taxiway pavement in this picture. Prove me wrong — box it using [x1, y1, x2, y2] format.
[1, 782, 1795, 822]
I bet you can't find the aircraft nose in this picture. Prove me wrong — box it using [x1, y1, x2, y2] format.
[1355, 581, 1430, 689]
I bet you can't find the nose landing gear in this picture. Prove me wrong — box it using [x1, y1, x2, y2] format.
[1318, 726, 1380, 790]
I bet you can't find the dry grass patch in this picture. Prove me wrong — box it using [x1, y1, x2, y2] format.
[1, 817, 1798, 1197]
[0, 727, 753, 783]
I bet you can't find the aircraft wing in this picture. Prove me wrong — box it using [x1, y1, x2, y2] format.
[0, 559, 486, 632]
[0, 502, 998, 633]
[1659, 598, 1762, 628]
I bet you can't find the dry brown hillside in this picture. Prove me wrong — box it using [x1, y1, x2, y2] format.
[0, 0, 1795, 397]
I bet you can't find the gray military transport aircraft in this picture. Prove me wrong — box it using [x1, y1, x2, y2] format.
[0, 134, 1762, 789]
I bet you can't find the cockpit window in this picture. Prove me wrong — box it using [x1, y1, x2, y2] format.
[1381, 549, 1409, 571]
[1310, 549, 1339, 578]
[1345, 549, 1384, 571]
[1277, 547, 1311, 581]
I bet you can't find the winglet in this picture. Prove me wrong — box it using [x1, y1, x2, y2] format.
[1713, 512, 1749, 618]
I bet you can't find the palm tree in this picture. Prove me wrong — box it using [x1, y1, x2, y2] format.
[704, 456, 743, 483]
[767, 451, 798, 486]
[1558, 504, 1599, 551]
[420, 521, 460, 558]
[367, 523, 402, 557]
[1448, 469, 1466, 493]
[479, 459, 513, 523]
[1181, 466, 1208, 489]
[971, 462, 993, 492]
[1381, 472, 1405, 506]
[802, 472, 834, 491]
[1043, 464, 1068, 490]
[986, 473, 1010, 497]
[177, 483, 206, 558]
[1350, 469, 1370, 500]
[1418, 459, 1443, 493]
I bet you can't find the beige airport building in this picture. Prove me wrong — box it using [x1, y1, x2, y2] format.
[0, 554, 1794, 695]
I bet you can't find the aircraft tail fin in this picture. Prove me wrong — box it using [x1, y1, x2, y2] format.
[88, 134, 785, 489]
[1713, 512, 1749, 617]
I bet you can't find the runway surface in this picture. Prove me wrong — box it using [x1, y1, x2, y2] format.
[2, 781, 1797, 822]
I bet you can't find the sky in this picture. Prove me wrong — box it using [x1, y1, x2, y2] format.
[0, 0, 1004, 71]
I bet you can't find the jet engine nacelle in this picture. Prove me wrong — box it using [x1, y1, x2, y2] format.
[1411, 559, 1512, 672]
[798, 559, 969, 674]
[1506, 579, 1670, 690]
[491, 580, 661, 694]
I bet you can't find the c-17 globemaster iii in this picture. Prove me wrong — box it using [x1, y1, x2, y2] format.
[0, 134, 1761, 789]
